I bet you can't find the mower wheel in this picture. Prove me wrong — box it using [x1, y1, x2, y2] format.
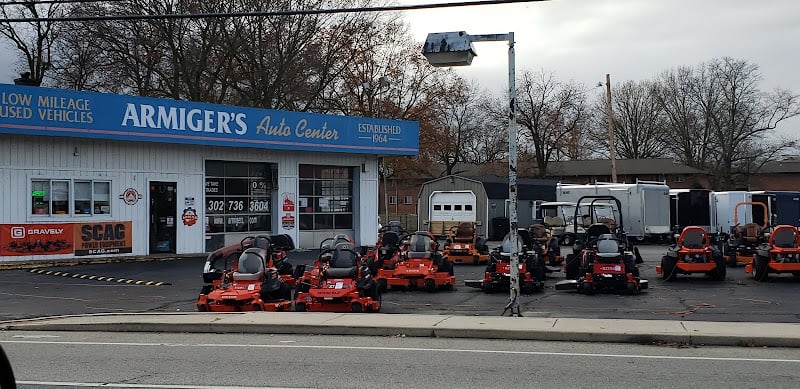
[473, 255, 480, 265]
[660, 256, 677, 281]
[440, 260, 454, 276]
[377, 278, 388, 293]
[793, 272, 800, 278]
[295, 302, 307, 312]
[710, 257, 726, 281]
[424, 278, 436, 293]
[728, 252, 738, 267]
[351, 302, 363, 313]
[565, 254, 579, 280]
[752, 255, 769, 282]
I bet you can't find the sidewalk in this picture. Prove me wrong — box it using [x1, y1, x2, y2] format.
[3, 312, 799, 348]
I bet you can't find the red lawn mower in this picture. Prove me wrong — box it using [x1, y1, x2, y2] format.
[747, 224, 800, 281]
[657, 226, 726, 281]
[374, 231, 455, 293]
[196, 235, 299, 312]
[294, 235, 381, 312]
[556, 196, 648, 294]
[464, 228, 545, 294]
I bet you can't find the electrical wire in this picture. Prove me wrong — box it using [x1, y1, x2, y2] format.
[0, 0, 126, 5]
[0, 0, 549, 22]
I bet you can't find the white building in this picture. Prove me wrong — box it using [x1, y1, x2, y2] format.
[0, 84, 418, 262]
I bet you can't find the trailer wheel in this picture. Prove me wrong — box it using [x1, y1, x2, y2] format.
[561, 234, 575, 246]
[752, 255, 769, 282]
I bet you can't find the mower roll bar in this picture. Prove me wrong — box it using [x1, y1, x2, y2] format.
[572, 196, 623, 235]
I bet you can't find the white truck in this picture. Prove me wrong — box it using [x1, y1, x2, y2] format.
[556, 181, 671, 241]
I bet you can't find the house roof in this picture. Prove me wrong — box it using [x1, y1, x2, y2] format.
[546, 158, 704, 177]
[758, 160, 800, 174]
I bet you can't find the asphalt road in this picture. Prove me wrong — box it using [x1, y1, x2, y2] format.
[1, 244, 799, 322]
[3, 331, 800, 389]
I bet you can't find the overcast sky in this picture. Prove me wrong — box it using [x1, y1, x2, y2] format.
[398, 0, 800, 138]
[1, 0, 797, 136]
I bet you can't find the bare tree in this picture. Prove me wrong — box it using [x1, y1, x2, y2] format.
[594, 79, 668, 159]
[0, 2, 62, 85]
[515, 70, 588, 177]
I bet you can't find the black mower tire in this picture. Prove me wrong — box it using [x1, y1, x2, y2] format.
[377, 278, 388, 293]
[753, 255, 769, 282]
[295, 302, 307, 312]
[565, 254, 579, 280]
[424, 278, 436, 293]
[711, 256, 727, 281]
[351, 302, 363, 313]
[728, 252, 738, 268]
[660, 256, 677, 281]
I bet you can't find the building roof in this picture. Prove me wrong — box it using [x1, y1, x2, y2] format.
[546, 158, 704, 177]
[758, 160, 800, 174]
[466, 175, 558, 202]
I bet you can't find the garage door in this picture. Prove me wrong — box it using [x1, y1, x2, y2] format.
[429, 191, 477, 222]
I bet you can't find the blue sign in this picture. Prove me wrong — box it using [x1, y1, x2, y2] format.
[0, 84, 419, 155]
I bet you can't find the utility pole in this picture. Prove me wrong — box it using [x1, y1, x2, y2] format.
[605, 74, 617, 183]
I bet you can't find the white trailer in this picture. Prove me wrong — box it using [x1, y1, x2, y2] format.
[712, 191, 753, 235]
[556, 181, 671, 241]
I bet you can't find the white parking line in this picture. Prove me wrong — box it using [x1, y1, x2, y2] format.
[3, 339, 800, 363]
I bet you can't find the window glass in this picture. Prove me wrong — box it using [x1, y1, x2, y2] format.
[465, 205, 473, 211]
[454, 205, 462, 211]
[32, 180, 49, 215]
[93, 181, 110, 214]
[205, 160, 276, 234]
[298, 164, 354, 231]
[51, 180, 70, 214]
[74, 181, 92, 215]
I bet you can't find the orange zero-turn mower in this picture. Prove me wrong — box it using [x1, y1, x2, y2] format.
[294, 236, 381, 313]
[722, 201, 770, 267]
[375, 230, 455, 293]
[196, 246, 293, 312]
[443, 222, 489, 265]
[464, 228, 545, 294]
[657, 226, 726, 281]
[747, 225, 800, 281]
[364, 222, 409, 275]
[528, 223, 564, 268]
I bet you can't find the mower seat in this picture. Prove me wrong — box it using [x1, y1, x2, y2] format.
[529, 224, 549, 243]
[740, 223, 761, 243]
[233, 248, 266, 281]
[381, 231, 401, 248]
[324, 248, 359, 278]
[453, 222, 475, 243]
[596, 236, 621, 259]
[408, 233, 435, 259]
[680, 229, 706, 249]
[585, 224, 611, 243]
[772, 228, 797, 248]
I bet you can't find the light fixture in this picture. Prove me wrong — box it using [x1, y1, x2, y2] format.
[73, 146, 79, 157]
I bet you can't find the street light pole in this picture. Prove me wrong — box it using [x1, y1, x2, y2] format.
[422, 31, 522, 316]
[605, 73, 617, 183]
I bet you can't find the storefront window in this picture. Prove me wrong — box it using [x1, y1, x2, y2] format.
[31, 179, 111, 216]
[299, 165, 353, 231]
[205, 160, 277, 234]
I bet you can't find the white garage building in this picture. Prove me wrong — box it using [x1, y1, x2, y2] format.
[0, 84, 418, 262]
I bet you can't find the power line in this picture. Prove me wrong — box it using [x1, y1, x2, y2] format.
[0, 0, 549, 23]
[1, 0, 126, 5]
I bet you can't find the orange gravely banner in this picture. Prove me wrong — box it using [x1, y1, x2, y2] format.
[0, 223, 74, 256]
[73, 221, 133, 256]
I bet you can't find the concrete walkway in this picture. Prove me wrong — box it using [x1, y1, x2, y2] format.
[3, 312, 799, 348]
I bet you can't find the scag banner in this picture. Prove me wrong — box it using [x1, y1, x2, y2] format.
[74, 221, 133, 256]
[0, 84, 419, 155]
[0, 223, 74, 256]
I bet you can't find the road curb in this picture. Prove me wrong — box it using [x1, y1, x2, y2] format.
[2, 313, 799, 348]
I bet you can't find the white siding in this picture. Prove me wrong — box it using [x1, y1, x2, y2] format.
[1, 134, 380, 262]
